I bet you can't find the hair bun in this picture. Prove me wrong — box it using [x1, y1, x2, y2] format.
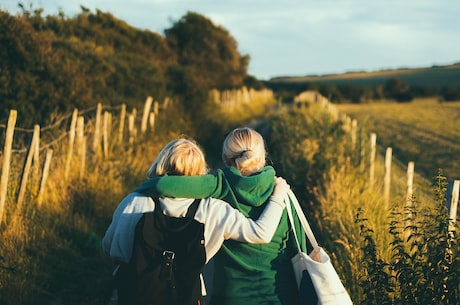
[238, 150, 253, 161]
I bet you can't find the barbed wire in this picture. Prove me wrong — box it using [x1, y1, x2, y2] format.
[0, 103, 134, 154]
[0, 103, 124, 133]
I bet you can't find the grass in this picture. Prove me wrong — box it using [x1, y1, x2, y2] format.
[335, 98, 460, 180]
[2, 90, 457, 304]
[0, 89, 277, 305]
[267, 103, 458, 304]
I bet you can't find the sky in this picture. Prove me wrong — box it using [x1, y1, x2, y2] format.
[2, 0, 460, 80]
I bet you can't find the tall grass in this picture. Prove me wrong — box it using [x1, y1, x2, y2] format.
[267, 102, 458, 304]
[0, 120, 175, 305]
[335, 98, 460, 179]
[0, 88, 276, 305]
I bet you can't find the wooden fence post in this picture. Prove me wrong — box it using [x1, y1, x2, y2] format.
[351, 119, 358, 150]
[78, 137, 87, 179]
[65, 109, 78, 181]
[129, 109, 137, 146]
[384, 147, 392, 207]
[76, 116, 84, 154]
[17, 124, 40, 212]
[92, 103, 102, 152]
[369, 133, 377, 187]
[37, 149, 53, 206]
[141, 96, 153, 133]
[76, 116, 85, 179]
[0, 110, 17, 224]
[163, 97, 171, 109]
[359, 131, 365, 171]
[33, 123, 40, 178]
[406, 161, 415, 202]
[149, 112, 155, 132]
[118, 104, 126, 143]
[103, 111, 109, 159]
[449, 180, 459, 232]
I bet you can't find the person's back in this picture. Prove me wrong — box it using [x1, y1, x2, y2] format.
[208, 128, 301, 305]
[209, 166, 300, 305]
[116, 198, 205, 305]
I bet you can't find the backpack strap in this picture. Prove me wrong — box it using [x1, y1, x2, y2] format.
[185, 198, 201, 218]
[150, 196, 201, 218]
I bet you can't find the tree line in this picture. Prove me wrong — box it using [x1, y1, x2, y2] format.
[0, 6, 263, 127]
[266, 75, 460, 104]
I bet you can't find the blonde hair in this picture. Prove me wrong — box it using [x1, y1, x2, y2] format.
[147, 139, 208, 178]
[222, 127, 266, 176]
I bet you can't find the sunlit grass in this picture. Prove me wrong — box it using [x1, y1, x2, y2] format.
[1, 89, 274, 304]
[268, 102, 456, 304]
[335, 98, 460, 179]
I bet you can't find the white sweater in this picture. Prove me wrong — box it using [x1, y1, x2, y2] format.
[102, 192, 285, 264]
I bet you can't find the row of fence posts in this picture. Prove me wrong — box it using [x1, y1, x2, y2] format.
[0, 96, 162, 225]
[1, 91, 458, 229]
[296, 90, 459, 230]
[0, 88, 266, 226]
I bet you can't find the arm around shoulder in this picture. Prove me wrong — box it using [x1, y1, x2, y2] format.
[217, 177, 290, 243]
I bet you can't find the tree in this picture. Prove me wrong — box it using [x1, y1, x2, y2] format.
[165, 12, 249, 93]
[384, 77, 413, 102]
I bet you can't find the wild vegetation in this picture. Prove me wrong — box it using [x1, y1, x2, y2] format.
[266, 64, 460, 103]
[0, 6, 458, 305]
[0, 89, 277, 305]
[0, 7, 262, 128]
[268, 104, 458, 305]
[335, 98, 460, 180]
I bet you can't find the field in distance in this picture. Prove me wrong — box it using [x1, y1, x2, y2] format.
[335, 98, 460, 180]
[270, 63, 460, 88]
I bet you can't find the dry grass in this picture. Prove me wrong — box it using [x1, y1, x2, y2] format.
[335, 98, 460, 179]
[1, 89, 275, 304]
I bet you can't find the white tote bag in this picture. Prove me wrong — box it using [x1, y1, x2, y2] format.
[285, 190, 353, 305]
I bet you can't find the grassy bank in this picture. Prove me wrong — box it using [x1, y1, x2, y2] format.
[267, 102, 458, 304]
[335, 98, 460, 180]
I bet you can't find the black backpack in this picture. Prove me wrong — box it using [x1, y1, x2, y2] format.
[115, 197, 206, 305]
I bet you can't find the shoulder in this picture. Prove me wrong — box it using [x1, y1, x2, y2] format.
[117, 192, 155, 213]
[196, 197, 234, 221]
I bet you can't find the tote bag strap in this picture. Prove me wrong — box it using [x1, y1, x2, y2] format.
[285, 189, 319, 249]
[285, 196, 303, 253]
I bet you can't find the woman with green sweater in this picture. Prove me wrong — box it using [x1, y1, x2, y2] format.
[135, 127, 307, 305]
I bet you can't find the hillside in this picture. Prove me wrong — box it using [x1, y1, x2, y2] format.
[269, 63, 460, 88]
[265, 63, 460, 103]
[335, 98, 460, 180]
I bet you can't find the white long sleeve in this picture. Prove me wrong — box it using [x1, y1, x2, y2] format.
[160, 194, 285, 263]
[102, 192, 155, 263]
[102, 193, 285, 264]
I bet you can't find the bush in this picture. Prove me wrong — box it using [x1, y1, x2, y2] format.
[356, 171, 458, 305]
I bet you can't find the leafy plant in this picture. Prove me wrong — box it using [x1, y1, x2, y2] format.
[356, 170, 458, 305]
[355, 208, 393, 305]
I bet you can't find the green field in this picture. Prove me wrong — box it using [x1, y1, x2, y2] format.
[335, 98, 460, 180]
[270, 63, 460, 88]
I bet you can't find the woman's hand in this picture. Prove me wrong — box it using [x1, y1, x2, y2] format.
[272, 177, 290, 198]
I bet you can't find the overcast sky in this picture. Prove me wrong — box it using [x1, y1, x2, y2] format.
[2, 0, 460, 80]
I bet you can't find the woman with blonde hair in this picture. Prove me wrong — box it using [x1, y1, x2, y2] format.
[136, 128, 307, 305]
[102, 138, 289, 305]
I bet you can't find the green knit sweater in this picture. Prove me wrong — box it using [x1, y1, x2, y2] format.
[135, 166, 306, 305]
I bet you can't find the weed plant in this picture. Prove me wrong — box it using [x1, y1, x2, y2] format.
[267, 103, 458, 305]
[355, 171, 458, 305]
